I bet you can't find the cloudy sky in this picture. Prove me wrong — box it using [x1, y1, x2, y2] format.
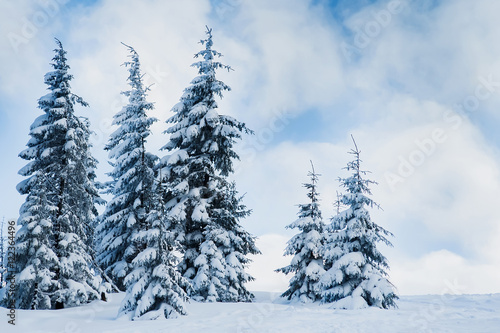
[2, 0, 500, 296]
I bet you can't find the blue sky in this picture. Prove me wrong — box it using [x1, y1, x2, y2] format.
[2, 0, 500, 295]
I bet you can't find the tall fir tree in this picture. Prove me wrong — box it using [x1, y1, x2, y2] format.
[276, 161, 325, 303]
[96, 44, 158, 291]
[161, 26, 259, 302]
[320, 137, 398, 309]
[5, 39, 101, 309]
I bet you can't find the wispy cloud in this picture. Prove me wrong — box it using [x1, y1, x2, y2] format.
[1, 0, 500, 294]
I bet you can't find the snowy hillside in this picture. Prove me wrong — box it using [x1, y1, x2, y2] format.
[2, 292, 499, 333]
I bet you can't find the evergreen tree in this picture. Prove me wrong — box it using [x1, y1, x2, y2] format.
[320, 137, 398, 309]
[119, 178, 189, 320]
[276, 161, 325, 303]
[161, 26, 259, 302]
[96, 44, 158, 291]
[5, 39, 101, 309]
[195, 181, 257, 302]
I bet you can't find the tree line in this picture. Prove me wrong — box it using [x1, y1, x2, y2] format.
[0, 26, 397, 320]
[1, 27, 259, 320]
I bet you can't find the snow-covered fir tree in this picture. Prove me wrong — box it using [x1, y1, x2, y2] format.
[119, 178, 189, 320]
[197, 180, 258, 302]
[96, 44, 158, 291]
[5, 39, 101, 309]
[320, 137, 398, 309]
[276, 161, 325, 303]
[11, 174, 59, 309]
[161, 26, 259, 302]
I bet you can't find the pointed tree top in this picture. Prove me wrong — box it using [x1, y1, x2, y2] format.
[121, 42, 135, 53]
[199, 25, 213, 47]
[52, 38, 67, 61]
[54, 37, 63, 49]
[350, 134, 360, 155]
[205, 25, 212, 38]
[120, 42, 140, 65]
[334, 190, 343, 214]
[308, 160, 320, 186]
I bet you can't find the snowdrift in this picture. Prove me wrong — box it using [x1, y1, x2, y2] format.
[1, 291, 499, 332]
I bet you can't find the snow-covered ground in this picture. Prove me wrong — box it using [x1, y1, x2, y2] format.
[1, 292, 499, 333]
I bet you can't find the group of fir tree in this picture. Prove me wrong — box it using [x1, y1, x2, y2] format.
[1, 27, 259, 320]
[276, 138, 398, 309]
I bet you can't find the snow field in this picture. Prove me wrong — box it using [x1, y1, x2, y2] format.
[2, 291, 500, 333]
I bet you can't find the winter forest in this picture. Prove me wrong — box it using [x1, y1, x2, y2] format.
[2, 1, 500, 332]
[0, 26, 397, 320]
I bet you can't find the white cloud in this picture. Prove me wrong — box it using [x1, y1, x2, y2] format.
[216, 0, 346, 123]
[343, 0, 500, 112]
[2, 0, 500, 296]
[389, 249, 500, 295]
[234, 140, 350, 236]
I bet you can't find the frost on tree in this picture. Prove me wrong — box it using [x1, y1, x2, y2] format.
[276, 162, 325, 303]
[161, 27, 259, 302]
[320, 138, 398, 309]
[96, 44, 158, 292]
[8, 175, 58, 309]
[196, 181, 259, 302]
[119, 182, 189, 320]
[4, 39, 101, 309]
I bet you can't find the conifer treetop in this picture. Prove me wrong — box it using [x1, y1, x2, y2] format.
[106, 43, 156, 157]
[41, 38, 88, 111]
[305, 160, 320, 210]
[120, 42, 154, 103]
[193, 26, 233, 80]
[339, 135, 380, 211]
[163, 26, 252, 176]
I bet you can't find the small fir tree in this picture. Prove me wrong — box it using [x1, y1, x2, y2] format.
[276, 161, 325, 303]
[96, 44, 158, 291]
[160, 26, 259, 302]
[119, 178, 189, 320]
[193, 181, 257, 302]
[320, 137, 398, 309]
